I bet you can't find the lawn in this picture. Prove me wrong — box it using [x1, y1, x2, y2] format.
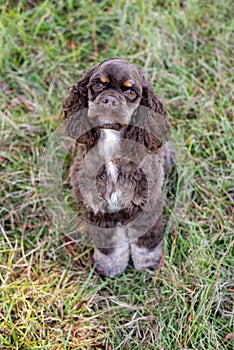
[0, 0, 233, 349]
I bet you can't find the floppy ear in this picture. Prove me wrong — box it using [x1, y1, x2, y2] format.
[63, 65, 98, 119]
[62, 65, 99, 147]
[140, 72, 166, 116]
[124, 70, 171, 152]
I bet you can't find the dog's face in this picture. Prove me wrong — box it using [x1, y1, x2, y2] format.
[87, 59, 143, 128]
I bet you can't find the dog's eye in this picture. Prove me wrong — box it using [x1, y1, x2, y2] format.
[93, 82, 104, 91]
[125, 88, 137, 98]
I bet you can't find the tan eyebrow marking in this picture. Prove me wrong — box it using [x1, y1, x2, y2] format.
[100, 76, 110, 83]
[123, 80, 134, 88]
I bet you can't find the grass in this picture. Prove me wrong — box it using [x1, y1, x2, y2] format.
[0, 0, 233, 349]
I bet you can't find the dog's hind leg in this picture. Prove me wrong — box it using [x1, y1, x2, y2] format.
[130, 215, 164, 270]
[90, 225, 130, 277]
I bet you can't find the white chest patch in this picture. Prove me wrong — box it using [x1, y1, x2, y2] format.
[99, 129, 120, 161]
[107, 161, 118, 183]
[102, 130, 119, 183]
[98, 129, 122, 209]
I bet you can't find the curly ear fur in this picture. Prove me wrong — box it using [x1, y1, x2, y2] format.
[140, 73, 167, 116]
[124, 71, 171, 152]
[62, 65, 99, 147]
[63, 65, 98, 119]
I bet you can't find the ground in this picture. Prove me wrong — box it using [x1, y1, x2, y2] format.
[0, 1, 233, 349]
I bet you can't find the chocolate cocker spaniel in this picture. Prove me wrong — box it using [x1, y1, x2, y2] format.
[63, 58, 174, 277]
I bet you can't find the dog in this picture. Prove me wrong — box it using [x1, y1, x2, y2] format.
[62, 58, 174, 277]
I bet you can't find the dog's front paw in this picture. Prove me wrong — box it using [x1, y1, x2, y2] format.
[93, 245, 129, 277]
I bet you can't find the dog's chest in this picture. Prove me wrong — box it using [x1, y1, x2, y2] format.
[96, 130, 134, 211]
[98, 129, 120, 161]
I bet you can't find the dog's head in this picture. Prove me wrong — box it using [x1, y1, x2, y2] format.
[63, 58, 170, 149]
[86, 58, 143, 128]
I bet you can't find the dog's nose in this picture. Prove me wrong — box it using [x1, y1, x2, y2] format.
[100, 95, 119, 106]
